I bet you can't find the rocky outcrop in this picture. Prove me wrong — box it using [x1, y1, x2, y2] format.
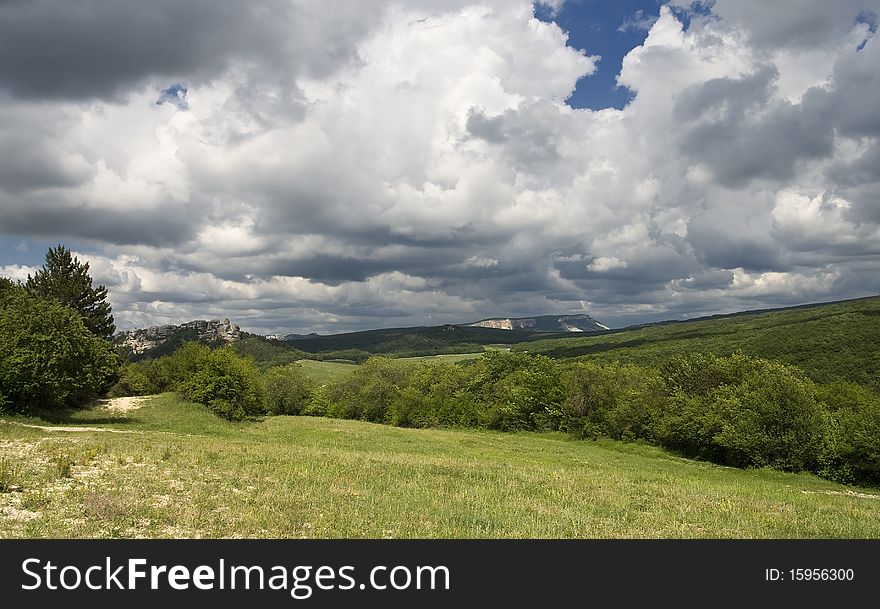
[471, 318, 534, 330]
[115, 318, 242, 355]
[468, 314, 609, 333]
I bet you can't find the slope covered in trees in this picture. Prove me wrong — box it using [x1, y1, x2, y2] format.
[514, 296, 880, 392]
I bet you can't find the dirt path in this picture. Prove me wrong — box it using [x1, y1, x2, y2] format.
[802, 489, 880, 500]
[0, 421, 143, 434]
[0, 396, 152, 434]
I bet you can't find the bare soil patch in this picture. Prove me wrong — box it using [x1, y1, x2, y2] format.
[95, 396, 149, 413]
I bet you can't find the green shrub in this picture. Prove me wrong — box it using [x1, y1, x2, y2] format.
[485, 356, 565, 431]
[652, 392, 723, 460]
[326, 357, 408, 422]
[467, 350, 535, 392]
[302, 385, 333, 417]
[178, 347, 267, 420]
[463, 351, 565, 431]
[708, 369, 824, 471]
[817, 382, 880, 486]
[158, 342, 211, 390]
[264, 363, 315, 415]
[107, 363, 152, 397]
[561, 362, 662, 439]
[660, 352, 764, 396]
[388, 362, 473, 428]
[655, 355, 825, 471]
[389, 385, 431, 427]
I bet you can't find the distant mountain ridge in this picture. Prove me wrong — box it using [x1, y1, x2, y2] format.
[285, 332, 321, 340]
[468, 314, 609, 333]
[113, 312, 610, 361]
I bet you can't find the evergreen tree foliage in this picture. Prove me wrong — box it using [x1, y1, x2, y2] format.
[26, 245, 116, 339]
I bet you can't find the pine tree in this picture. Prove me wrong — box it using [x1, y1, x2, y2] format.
[26, 245, 116, 340]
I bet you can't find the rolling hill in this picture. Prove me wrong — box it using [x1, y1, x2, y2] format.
[513, 296, 880, 391]
[114, 297, 880, 385]
[115, 314, 610, 361]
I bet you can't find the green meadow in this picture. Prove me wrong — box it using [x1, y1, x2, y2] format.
[397, 352, 485, 363]
[294, 359, 359, 383]
[2, 393, 879, 539]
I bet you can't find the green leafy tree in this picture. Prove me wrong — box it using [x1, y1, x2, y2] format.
[264, 363, 315, 415]
[26, 245, 116, 339]
[107, 363, 153, 397]
[326, 357, 409, 422]
[0, 283, 118, 412]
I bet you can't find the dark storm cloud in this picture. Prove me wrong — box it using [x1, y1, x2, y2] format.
[0, 198, 197, 247]
[178, 240, 516, 287]
[251, 188, 507, 252]
[267, 255, 398, 283]
[677, 269, 735, 290]
[0, 0, 372, 100]
[820, 33, 880, 137]
[711, 0, 877, 50]
[673, 66, 777, 122]
[812, 35, 880, 224]
[0, 133, 93, 193]
[687, 214, 782, 272]
[465, 101, 567, 169]
[829, 262, 880, 296]
[465, 109, 507, 143]
[676, 68, 834, 188]
[0, 98, 93, 193]
[826, 143, 880, 187]
[841, 184, 880, 224]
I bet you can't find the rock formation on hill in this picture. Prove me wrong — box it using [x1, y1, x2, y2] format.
[114, 318, 241, 355]
[468, 314, 609, 333]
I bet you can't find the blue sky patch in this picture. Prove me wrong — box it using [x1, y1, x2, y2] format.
[156, 83, 188, 110]
[0, 236, 91, 272]
[535, 0, 663, 110]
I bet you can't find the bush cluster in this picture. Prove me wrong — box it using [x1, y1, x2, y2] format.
[114, 343, 268, 421]
[177, 347, 267, 420]
[113, 342, 880, 487]
[264, 364, 315, 415]
[0, 280, 117, 412]
[289, 351, 879, 488]
[113, 344, 317, 421]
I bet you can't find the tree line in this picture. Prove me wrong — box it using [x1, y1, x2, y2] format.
[116, 346, 880, 488]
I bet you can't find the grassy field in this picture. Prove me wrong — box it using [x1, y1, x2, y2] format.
[397, 352, 484, 363]
[516, 296, 880, 391]
[297, 354, 481, 383]
[295, 359, 358, 383]
[2, 394, 879, 539]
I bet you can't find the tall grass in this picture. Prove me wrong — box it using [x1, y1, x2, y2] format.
[1, 394, 879, 538]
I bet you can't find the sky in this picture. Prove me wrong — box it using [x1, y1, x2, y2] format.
[1, 0, 880, 335]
